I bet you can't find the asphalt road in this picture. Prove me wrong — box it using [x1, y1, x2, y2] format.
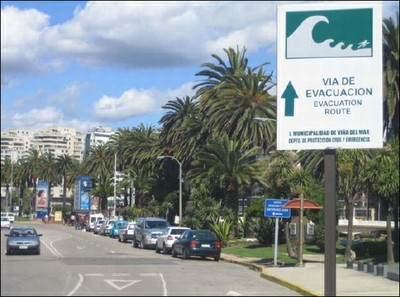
[1, 223, 300, 296]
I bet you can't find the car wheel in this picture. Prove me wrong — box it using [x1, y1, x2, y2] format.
[155, 244, 161, 253]
[133, 239, 139, 248]
[140, 239, 146, 249]
[171, 247, 177, 258]
[214, 254, 220, 261]
[162, 244, 168, 254]
[118, 237, 121, 242]
[6, 250, 11, 255]
[36, 249, 41, 255]
[183, 248, 190, 260]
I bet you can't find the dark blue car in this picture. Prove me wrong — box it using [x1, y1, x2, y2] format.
[171, 229, 221, 261]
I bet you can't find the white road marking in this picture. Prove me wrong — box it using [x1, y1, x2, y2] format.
[104, 279, 141, 291]
[226, 290, 242, 296]
[67, 273, 83, 296]
[159, 273, 168, 296]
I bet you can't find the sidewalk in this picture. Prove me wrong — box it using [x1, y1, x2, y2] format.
[220, 253, 399, 296]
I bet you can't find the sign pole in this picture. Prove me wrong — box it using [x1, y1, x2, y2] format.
[324, 149, 336, 295]
[274, 217, 279, 266]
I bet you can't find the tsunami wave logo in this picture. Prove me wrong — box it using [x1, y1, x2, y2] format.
[286, 8, 373, 59]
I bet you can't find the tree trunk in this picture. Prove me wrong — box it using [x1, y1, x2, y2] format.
[393, 198, 399, 262]
[345, 200, 354, 261]
[386, 205, 395, 264]
[284, 220, 297, 258]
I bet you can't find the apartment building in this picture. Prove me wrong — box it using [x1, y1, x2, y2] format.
[1, 126, 113, 214]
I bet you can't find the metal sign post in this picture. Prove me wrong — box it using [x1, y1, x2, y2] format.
[265, 199, 291, 266]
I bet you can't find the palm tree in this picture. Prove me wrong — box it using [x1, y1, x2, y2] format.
[363, 139, 399, 263]
[337, 149, 371, 261]
[383, 11, 399, 142]
[159, 96, 204, 166]
[194, 46, 276, 148]
[22, 148, 43, 209]
[41, 152, 59, 214]
[56, 154, 75, 210]
[85, 144, 114, 211]
[189, 134, 263, 237]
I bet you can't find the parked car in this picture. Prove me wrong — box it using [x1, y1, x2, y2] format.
[133, 217, 170, 249]
[109, 220, 128, 238]
[104, 220, 115, 236]
[171, 229, 221, 261]
[119, 221, 136, 243]
[156, 226, 190, 254]
[86, 213, 104, 232]
[98, 220, 109, 236]
[94, 219, 105, 234]
[5, 226, 42, 255]
[1, 217, 11, 229]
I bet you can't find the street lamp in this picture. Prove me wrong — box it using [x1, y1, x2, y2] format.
[113, 152, 117, 218]
[157, 156, 182, 226]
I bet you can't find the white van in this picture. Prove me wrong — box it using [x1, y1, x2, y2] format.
[1, 212, 15, 224]
[87, 213, 104, 232]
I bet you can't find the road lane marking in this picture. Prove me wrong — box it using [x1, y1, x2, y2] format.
[67, 273, 83, 296]
[159, 273, 168, 296]
[226, 291, 242, 296]
[104, 280, 141, 291]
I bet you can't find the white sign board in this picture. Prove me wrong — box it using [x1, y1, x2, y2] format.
[277, 2, 382, 150]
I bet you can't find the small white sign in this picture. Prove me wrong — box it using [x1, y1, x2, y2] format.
[277, 2, 382, 150]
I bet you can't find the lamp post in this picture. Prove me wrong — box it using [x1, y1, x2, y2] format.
[9, 152, 14, 213]
[157, 156, 182, 226]
[113, 152, 117, 218]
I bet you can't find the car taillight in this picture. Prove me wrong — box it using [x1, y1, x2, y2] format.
[215, 241, 221, 248]
[190, 240, 197, 248]
[167, 235, 173, 240]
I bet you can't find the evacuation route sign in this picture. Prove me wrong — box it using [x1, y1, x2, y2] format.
[265, 199, 291, 218]
[277, 2, 382, 150]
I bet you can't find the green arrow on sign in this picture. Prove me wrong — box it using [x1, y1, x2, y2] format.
[281, 81, 298, 116]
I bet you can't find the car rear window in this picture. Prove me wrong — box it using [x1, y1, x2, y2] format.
[146, 220, 168, 229]
[192, 231, 215, 239]
[171, 229, 187, 235]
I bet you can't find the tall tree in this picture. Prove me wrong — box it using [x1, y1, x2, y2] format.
[383, 11, 399, 142]
[56, 154, 76, 210]
[194, 46, 276, 150]
[189, 134, 262, 237]
[337, 149, 371, 261]
[363, 139, 399, 263]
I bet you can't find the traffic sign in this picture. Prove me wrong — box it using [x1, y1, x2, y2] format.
[277, 2, 382, 150]
[265, 199, 291, 218]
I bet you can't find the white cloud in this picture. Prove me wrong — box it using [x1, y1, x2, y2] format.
[1, 6, 49, 75]
[2, 1, 397, 76]
[94, 82, 195, 121]
[12, 107, 64, 129]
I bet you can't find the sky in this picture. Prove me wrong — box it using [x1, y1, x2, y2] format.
[1, 1, 398, 134]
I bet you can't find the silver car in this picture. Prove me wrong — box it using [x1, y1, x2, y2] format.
[156, 226, 190, 254]
[5, 226, 42, 255]
[133, 217, 170, 249]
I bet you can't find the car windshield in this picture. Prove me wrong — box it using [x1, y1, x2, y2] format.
[146, 220, 168, 229]
[11, 229, 37, 237]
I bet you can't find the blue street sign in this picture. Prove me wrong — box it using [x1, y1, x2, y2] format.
[265, 199, 291, 218]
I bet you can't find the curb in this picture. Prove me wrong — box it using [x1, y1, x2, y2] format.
[221, 254, 320, 296]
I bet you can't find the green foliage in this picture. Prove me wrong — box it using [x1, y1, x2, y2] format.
[121, 206, 141, 221]
[183, 185, 220, 229]
[352, 239, 387, 258]
[211, 220, 232, 247]
[252, 217, 275, 245]
[245, 198, 265, 218]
